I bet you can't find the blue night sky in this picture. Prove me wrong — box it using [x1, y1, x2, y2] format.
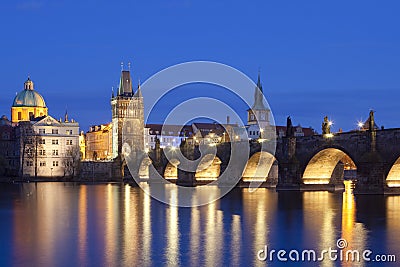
[1, 0, 399, 132]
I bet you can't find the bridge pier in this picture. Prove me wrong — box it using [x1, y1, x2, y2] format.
[354, 153, 386, 194]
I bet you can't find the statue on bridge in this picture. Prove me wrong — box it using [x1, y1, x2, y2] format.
[322, 116, 331, 135]
[286, 116, 295, 137]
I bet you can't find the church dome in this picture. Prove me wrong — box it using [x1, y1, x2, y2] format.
[12, 77, 46, 108]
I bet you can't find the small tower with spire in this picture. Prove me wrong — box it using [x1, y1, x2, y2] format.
[247, 71, 271, 129]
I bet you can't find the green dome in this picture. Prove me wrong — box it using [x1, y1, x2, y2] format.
[12, 78, 46, 108]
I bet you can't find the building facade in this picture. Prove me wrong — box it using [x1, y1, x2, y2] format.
[85, 123, 112, 160]
[17, 115, 80, 178]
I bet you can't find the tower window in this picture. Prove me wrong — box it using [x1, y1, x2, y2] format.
[18, 112, 22, 120]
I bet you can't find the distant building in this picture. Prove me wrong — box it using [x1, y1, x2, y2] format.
[0, 115, 19, 176]
[145, 124, 191, 149]
[85, 123, 112, 160]
[11, 77, 48, 123]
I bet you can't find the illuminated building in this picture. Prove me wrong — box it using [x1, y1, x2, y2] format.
[111, 68, 144, 159]
[17, 114, 80, 178]
[11, 77, 48, 123]
[85, 124, 112, 160]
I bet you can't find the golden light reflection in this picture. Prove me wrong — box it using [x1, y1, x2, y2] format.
[386, 196, 400, 251]
[78, 186, 88, 266]
[230, 215, 241, 267]
[104, 184, 118, 267]
[303, 191, 336, 266]
[341, 181, 367, 267]
[190, 203, 200, 266]
[142, 184, 152, 266]
[122, 184, 137, 266]
[165, 186, 180, 267]
[205, 201, 223, 267]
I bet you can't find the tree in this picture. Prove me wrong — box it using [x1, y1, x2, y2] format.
[63, 146, 81, 178]
[17, 122, 42, 179]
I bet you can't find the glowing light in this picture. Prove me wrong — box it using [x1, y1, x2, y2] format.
[260, 128, 264, 133]
[357, 121, 364, 128]
[303, 179, 330, 185]
[387, 181, 400, 187]
[235, 135, 239, 140]
[328, 120, 333, 126]
[324, 133, 334, 138]
[209, 143, 216, 147]
[171, 146, 176, 151]
[258, 138, 265, 143]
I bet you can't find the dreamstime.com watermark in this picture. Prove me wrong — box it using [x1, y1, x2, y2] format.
[257, 238, 396, 263]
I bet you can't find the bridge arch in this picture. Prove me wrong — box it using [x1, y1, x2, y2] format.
[242, 151, 277, 182]
[302, 148, 356, 185]
[195, 154, 222, 181]
[164, 158, 180, 180]
[386, 157, 400, 187]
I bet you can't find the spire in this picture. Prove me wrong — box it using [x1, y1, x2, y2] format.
[117, 63, 133, 96]
[111, 86, 114, 98]
[134, 79, 142, 97]
[64, 108, 69, 122]
[257, 68, 262, 92]
[252, 71, 267, 110]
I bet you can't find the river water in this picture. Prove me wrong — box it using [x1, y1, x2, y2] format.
[0, 181, 399, 267]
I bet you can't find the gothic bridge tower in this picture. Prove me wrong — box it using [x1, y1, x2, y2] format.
[111, 66, 144, 161]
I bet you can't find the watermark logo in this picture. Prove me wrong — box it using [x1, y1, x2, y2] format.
[257, 238, 396, 263]
[122, 61, 276, 207]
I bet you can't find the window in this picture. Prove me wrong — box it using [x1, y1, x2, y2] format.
[52, 139, 59, 145]
[53, 161, 59, 167]
[40, 161, 46, 167]
[39, 150, 46, 156]
[18, 112, 22, 120]
[29, 112, 34, 119]
[39, 129, 45, 134]
[52, 129, 59, 134]
[39, 139, 45, 144]
[66, 140, 73, 145]
[52, 150, 58, 156]
[26, 161, 33, 167]
[26, 148, 33, 156]
[66, 130, 73, 135]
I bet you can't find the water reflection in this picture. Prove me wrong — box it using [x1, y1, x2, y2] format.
[0, 183, 399, 266]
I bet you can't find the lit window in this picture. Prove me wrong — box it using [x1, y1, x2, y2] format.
[66, 140, 73, 145]
[52, 139, 59, 145]
[52, 129, 59, 134]
[52, 150, 58, 156]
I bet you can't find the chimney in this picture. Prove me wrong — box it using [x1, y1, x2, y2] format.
[226, 116, 230, 124]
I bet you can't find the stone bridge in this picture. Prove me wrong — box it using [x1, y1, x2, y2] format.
[131, 127, 400, 195]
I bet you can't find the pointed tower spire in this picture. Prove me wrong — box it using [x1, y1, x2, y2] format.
[257, 68, 262, 92]
[252, 71, 266, 109]
[134, 79, 142, 97]
[111, 86, 114, 98]
[64, 107, 69, 122]
[117, 64, 133, 96]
